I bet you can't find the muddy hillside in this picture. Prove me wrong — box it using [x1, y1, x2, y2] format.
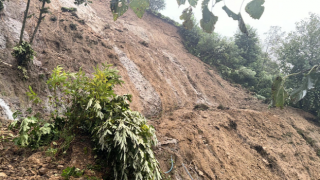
[1, 0, 320, 179]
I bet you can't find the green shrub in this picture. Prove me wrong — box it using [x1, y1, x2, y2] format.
[0, 0, 4, 11]
[11, 64, 161, 179]
[61, 7, 77, 12]
[61, 167, 84, 179]
[12, 41, 36, 66]
[149, 0, 166, 11]
[193, 104, 209, 111]
[217, 104, 230, 110]
[48, 65, 161, 179]
[9, 116, 55, 148]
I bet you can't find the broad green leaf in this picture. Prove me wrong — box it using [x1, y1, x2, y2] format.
[188, 0, 198, 7]
[86, 98, 93, 110]
[176, 0, 186, 6]
[271, 76, 288, 109]
[39, 125, 52, 135]
[290, 68, 320, 103]
[238, 13, 248, 35]
[200, 0, 218, 33]
[180, 7, 194, 29]
[110, 0, 129, 21]
[222, 6, 238, 20]
[130, 0, 149, 19]
[245, 0, 265, 19]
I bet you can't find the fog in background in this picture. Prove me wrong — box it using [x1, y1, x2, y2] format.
[160, 0, 320, 39]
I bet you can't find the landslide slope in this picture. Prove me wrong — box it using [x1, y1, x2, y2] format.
[1, 0, 320, 179]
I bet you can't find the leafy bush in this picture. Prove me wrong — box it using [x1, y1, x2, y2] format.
[0, 0, 4, 11]
[9, 116, 55, 148]
[61, 167, 84, 179]
[61, 7, 77, 12]
[178, 19, 279, 102]
[46, 65, 161, 179]
[11, 65, 162, 179]
[10, 65, 161, 179]
[149, 0, 166, 11]
[17, 66, 29, 80]
[12, 41, 36, 66]
[193, 104, 209, 111]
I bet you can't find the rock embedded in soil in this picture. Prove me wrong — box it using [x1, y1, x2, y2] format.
[0, 172, 7, 177]
[38, 167, 48, 175]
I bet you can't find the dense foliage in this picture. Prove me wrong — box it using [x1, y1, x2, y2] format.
[0, 0, 4, 11]
[271, 13, 320, 118]
[72, 0, 265, 35]
[149, 0, 165, 11]
[11, 41, 36, 66]
[179, 23, 279, 101]
[10, 65, 161, 180]
[9, 116, 56, 148]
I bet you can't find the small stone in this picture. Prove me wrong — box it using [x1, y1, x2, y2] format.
[198, 170, 204, 177]
[39, 167, 48, 175]
[45, 157, 52, 162]
[28, 169, 37, 175]
[0, 172, 7, 177]
[262, 158, 268, 165]
[33, 58, 42, 67]
[28, 156, 41, 165]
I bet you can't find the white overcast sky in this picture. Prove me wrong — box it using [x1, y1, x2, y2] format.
[160, 0, 320, 40]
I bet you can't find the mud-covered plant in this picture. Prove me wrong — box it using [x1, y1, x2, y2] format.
[12, 41, 36, 66]
[45, 65, 161, 180]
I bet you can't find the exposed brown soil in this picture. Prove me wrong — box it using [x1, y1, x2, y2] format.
[1, 0, 320, 179]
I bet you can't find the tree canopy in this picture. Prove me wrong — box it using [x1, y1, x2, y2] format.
[271, 13, 320, 117]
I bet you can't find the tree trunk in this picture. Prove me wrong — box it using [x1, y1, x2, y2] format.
[30, 0, 46, 44]
[19, 0, 31, 45]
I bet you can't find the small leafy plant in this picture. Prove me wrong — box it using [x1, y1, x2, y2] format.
[12, 41, 36, 66]
[61, 7, 77, 12]
[17, 66, 29, 79]
[9, 116, 55, 148]
[193, 104, 209, 111]
[0, 0, 4, 12]
[61, 166, 84, 179]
